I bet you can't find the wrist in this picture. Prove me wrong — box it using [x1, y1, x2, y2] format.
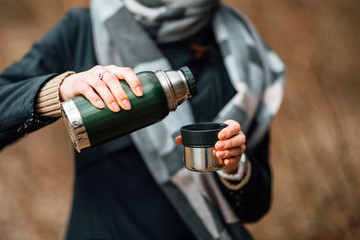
[217, 154, 247, 181]
[59, 72, 76, 102]
[36, 71, 75, 117]
[217, 155, 252, 191]
[221, 161, 240, 174]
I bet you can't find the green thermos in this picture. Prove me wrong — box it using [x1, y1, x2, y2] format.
[61, 66, 198, 152]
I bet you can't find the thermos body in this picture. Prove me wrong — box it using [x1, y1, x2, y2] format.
[61, 67, 197, 152]
[63, 72, 168, 149]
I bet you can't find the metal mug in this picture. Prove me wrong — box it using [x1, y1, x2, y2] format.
[180, 122, 228, 172]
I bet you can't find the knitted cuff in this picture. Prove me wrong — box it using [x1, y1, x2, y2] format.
[35, 71, 75, 118]
[217, 154, 247, 181]
[218, 157, 252, 191]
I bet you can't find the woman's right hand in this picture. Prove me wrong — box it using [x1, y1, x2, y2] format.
[59, 65, 143, 112]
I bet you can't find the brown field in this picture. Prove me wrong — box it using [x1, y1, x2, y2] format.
[0, 0, 359, 239]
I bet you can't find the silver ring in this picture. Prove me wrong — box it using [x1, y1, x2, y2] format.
[98, 72, 106, 80]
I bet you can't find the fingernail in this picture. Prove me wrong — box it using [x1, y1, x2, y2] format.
[136, 86, 143, 96]
[97, 100, 104, 108]
[111, 102, 120, 112]
[219, 133, 227, 139]
[217, 151, 225, 157]
[122, 99, 131, 110]
[216, 142, 224, 150]
[225, 159, 232, 165]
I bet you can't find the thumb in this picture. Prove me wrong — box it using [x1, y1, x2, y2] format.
[175, 136, 183, 145]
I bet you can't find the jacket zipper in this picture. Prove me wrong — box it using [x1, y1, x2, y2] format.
[17, 113, 44, 137]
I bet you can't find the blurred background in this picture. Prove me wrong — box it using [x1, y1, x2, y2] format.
[0, 0, 359, 239]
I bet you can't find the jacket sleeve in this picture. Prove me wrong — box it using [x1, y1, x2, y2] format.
[0, 9, 85, 150]
[215, 131, 272, 222]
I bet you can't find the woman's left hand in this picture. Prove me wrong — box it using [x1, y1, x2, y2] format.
[214, 119, 246, 174]
[175, 119, 246, 174]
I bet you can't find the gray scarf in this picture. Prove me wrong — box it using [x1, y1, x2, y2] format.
[90, 0, 285, 239]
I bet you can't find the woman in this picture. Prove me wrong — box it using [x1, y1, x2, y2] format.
[0, 0, 285, 239]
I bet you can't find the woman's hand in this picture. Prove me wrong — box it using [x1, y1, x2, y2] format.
[59, 65, 143, 112]
[175, 119, 246, 174]
[213, 119, 246, 174]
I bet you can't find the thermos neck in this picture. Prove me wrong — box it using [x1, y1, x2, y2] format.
[155, 67, 196, 111]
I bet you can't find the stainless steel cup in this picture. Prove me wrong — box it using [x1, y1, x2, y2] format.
[180, 122, 228, 172]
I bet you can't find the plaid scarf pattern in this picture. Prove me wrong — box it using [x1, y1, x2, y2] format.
[90, 0, 285, 239]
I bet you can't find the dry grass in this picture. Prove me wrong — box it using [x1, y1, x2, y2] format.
[229, 0, 360, 239]
[0, 0, 359, 239]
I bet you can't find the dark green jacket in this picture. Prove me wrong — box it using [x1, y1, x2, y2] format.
[0, 8, 271, 240]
